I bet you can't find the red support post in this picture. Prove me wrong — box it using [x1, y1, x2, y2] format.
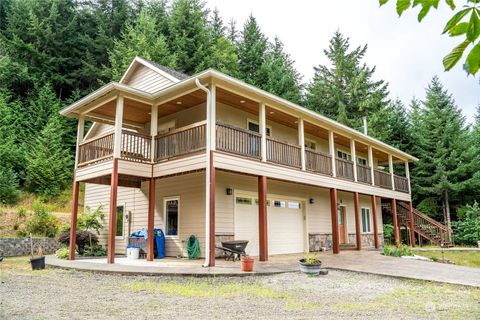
[371, 195, 379, 249]
[409, 201, 416, 247]
[147, 177, 155, 261]
[107, 159, 119, 264]
[392, 198, 400, 246]
[68, 179, 80, 260]
[258, 176, 268, 261]
[209, 151, 216, 267]
[330, 188, 339, 254]
[353, 192, 361, 250]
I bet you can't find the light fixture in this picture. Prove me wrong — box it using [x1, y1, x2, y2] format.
[269, 111, 275, 115]
[240, 100, 246, 104]
[176, 101, 182, 105]
[226, 188, 233, 195]
[294, 120, 298, 124]
[309, 198, 315, 204]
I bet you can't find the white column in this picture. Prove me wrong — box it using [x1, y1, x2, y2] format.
[368, 146, 375, 186]
[329, 131, 336, 177]
[389, 154, 395, 190]
[351, 139, 357, 182]
[74, 114, 85, 168]
[259, 102, 267, 162]
[113, 95, 124, 158]
[405, 160, 411, 194]
[150, 104, 158, 163]
[298, 118, 306, 171]
[210, 82, 216, 151]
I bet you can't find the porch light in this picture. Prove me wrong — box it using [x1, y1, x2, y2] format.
[226, 188, 233, 195]
[240, 100, 246, 104]
[269, 111, 275, 115]
[176, 101, 182, 105]
[309, 198, 314, 204]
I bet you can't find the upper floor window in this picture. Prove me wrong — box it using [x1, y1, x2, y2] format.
[158, 120, 175, 134]
[357, 157, 367, 166]
[305, 139, 316, 151]
[247, 120, 271, 136]
[337, 150, 351, 161]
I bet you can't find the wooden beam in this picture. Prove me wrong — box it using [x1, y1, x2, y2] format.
[259, 102, 267, 162]
[392, 198, 400, 246]
[147, 177, 155, 261]
[368, 146, 375, 186]
[351, 139, 357, 182]
[87, 112, 145, 130]
[371, 195, 379, 249]
[330, 188, 339, 254]
[258, 175, 268, 261]
[354, 192, 361, 250]
[299, 118, 306, 171]
[409, 201, 416, 247]
[107, 159, 119, 264]
[68, 179, 80, 260]
[75, 116, 85, 168]
[209, 151, 216, 266]
[329, 131, 336, 177]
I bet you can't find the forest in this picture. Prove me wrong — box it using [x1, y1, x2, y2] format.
[0, 0, 479, 240]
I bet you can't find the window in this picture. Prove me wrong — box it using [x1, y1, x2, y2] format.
[116, 205, 124, 237]
[247, 120, 271, 136]
[288, 201, 301, 209]
[273, 200, 286, 208]
[236, 197, 253, 205]
[164, 198, 179, 237]
[361, 208, 371, 233]
[254, 199, 270, 206]
[357, 157, 367, 166]
[158, 120, 175, 133]
[305, 139, 316, 151]
[337, 150, 351, 161]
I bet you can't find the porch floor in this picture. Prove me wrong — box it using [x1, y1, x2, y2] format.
[46, 250, 480, 287]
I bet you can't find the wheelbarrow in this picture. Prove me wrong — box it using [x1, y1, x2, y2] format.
[216, 240, 249, 261]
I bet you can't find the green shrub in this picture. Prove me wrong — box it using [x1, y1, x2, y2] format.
[83, 245, 106, 257]
[17, 206, 26, 218]
[24, 200, 59, 237]
[77, 205, 104, 235]
[58, 230, 98, 255]
[0, 166, 20, 204]
[453, 202, 480, 246]
[383, 244, 413, 257]
[55, 247, 69, 259]
[383, 224, 394, 244]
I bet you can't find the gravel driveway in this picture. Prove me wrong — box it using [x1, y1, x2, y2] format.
[1, 260, 479, 319]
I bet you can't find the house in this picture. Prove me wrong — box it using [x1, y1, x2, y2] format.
[61, 56, 420, 266]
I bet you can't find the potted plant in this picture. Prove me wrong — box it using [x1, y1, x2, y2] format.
[29, 234, 45, 270]
[299, 252, 322, 275]
[240, 255, 254, 272]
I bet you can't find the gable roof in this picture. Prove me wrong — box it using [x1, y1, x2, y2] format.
[119, 56, 187, 84]
[144, 59, 189, 80]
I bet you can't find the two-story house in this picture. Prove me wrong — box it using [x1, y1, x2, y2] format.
[61, 56, 419, 266]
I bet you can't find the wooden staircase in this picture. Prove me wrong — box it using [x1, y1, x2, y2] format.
[387, 202, 453, 247]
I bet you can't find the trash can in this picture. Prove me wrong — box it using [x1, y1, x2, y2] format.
[154, 229, 165, 259]
[126, 246, 140, 260]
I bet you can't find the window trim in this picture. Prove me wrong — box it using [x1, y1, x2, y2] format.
[304, 138, 317, 151]
[357, 156, 368, 166]
[336, 148, 352, 161]
[115, 204, 126, 239]
[361, 207, 372, 234]
[164, 197, 180, 239]
[247, 119, 271, 136]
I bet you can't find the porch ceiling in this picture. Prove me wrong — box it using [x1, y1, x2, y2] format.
[94, 98, 152, 124]
[157, 89, 206, 118]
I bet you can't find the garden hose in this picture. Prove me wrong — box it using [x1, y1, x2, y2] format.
[186, 235, 201, 260]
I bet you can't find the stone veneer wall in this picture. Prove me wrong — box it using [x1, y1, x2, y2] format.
[309, 233, 384, 251]
[0, 238, 62, 257]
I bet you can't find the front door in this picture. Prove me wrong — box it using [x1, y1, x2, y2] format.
[338, 206, 346, 244]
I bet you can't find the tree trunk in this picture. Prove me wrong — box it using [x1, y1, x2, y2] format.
[445, 190, 452, 242]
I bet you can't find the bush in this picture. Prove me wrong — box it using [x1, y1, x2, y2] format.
[0, 166, 20, 204]
[453, 202, 480, 246]
[24, 200, 58, 237]
[383, 244, 413, 257]
[17, 206, 26, 218]
[58, 230, 98, 255]
[83, 245, 107, 257]
[55, 247, 69, 259]
[383, 224, 394, 244]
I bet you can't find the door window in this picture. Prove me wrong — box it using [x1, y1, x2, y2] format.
[337, 207, 343, 224]
[165, 198, 179, 237]
[361, 208, 371, 233]
[116, 205, 124, 237]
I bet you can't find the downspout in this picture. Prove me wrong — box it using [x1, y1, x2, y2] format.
[195, 78, 212, 267]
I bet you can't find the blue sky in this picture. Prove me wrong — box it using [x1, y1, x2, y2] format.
[207, 0, 480, 123]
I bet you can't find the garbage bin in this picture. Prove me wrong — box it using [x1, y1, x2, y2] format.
[126, 246, 140, 260]
[154, 229, 165, 259]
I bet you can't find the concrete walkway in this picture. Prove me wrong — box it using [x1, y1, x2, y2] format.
[46, 251, 480, 287]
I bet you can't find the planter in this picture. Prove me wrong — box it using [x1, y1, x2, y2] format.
[299, 259, 322, 275]
[241, 257, 254, 272]
[30, 256, 45, 270]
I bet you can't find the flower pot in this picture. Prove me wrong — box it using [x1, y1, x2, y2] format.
[241, 257, 254, 272]
[298, 259, 322, 275]
[30, 256, 45, 270]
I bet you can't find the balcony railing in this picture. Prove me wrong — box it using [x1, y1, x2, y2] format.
[394, 175, 409, 193]
[216, 122, 261, 159]
[374, 169, 392, 189]
[305, 149, 332, 175]
[78, 132, 114, 166]
[121, 130, 151, 163]
[357, 164, 372, 184]
[335, 158, 354, 180]
[155, 121, 206, 161]
[266, 138, 302, 168]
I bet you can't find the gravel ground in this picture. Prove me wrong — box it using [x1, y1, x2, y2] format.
[1, 260, 479, 320]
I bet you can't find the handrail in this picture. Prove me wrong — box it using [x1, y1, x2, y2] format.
[374, 168, 392, 189]
[79, 130, 115, 146]
[335, 157, 354, 180]
[155, 122, 206, 161]
[121, 130, 151, 163]
[266, 137, 301, 167]
[77, 132, 114, 166]
[305, 149, 332, 175]
[216, 122, 261, 159]
[216, 121, 261, 137]
[356, 163, 372, 184]
[157, 120, 207, 138]
[394, 174, 409, 193]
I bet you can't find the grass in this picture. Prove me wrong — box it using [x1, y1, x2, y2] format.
[0, 256, 31, 271]
[412, 250, 480, 268]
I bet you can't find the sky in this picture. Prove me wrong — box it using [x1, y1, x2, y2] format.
[206, 0, 480, 123]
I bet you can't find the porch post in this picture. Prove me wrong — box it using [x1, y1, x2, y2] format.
[150, 104, 158, 162]
[389, 154, 395, 190]
[354, 192, 361, 250]
[351, 139, 357, 182]
[405, 161, 411, 194]
[298, 118, 306, 171]
[329, 131, 336, 177]
[209, 150, 216, 266]
[259, 102, 267, 162]
[330, 188, 339, 254]
[409, 201, 416, 247]
[392, 198, 400, 246]
[113, 95, 124, 158]
[258, 176, 268, 261]
[371, 195, 379, 249]
[74, 115, 85, 168]
[147, 177, 155, 261]
[68, 180, 80, 260]
[368, 146, 375, 186]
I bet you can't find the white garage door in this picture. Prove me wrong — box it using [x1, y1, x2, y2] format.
[234, 194, 305, 256]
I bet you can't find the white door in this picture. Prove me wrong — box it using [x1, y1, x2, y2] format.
[234, 194, 305, 256]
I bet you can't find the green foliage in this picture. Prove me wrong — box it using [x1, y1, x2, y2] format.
[77, 205, 105, 235]
[24, 200, 59, 238]
[452, 202, 480, 245]
[83, 245, 107, 257]
[58, 230, 98, 255]
[55, 247, 69, 259]
[303, 252, 321, 265]
[383, 244, 413, 257]
[0, 166, 20, 204]
[383, 224, 394, 243]
[379, 0, 480, 75]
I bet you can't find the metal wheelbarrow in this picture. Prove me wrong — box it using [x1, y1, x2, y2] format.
[215, 240, 249, 261]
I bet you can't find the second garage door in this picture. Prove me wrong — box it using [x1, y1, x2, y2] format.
[234, 194, 306, 256]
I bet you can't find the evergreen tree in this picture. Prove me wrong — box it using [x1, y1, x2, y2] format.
[226, 18, 238, 44]
[305, 31, 389, 130]
[237, 15, 267, 86]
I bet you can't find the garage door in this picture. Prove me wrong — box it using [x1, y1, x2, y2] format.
[234, 194, 305, 256]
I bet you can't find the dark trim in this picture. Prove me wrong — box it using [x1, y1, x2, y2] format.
[392, 198, 400, 245]
[258, 176, 268, 261]
[69, 179, 80, 260]
[353, 192, 361, 251]
[107, 158, 119, 264]
[147, 177, 155, 261]
[409, 201, 416, 247]
[330, 188, 339, 254]
[371, 195, 379, 249]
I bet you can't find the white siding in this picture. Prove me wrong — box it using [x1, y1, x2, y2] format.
[124, 65, 175, 93]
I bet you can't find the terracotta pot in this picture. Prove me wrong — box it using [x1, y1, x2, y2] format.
[241, 257, 254, 272]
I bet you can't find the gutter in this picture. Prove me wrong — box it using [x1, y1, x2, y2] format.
[195, 78, 212, 268]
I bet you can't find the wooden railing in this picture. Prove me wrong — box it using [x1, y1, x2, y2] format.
[305, 149, 331, 175]
[394, 175, 409, 193]
[155, 121, 206, 161]
[356, 164, 372, 184]
[78, 132, 114, 166]
[374, 169, 392, 189]
[335, 158, 354, 180]
[266, 138, 301, 168]
[121, 130, 151, 163]
[216, 122, 261, 159]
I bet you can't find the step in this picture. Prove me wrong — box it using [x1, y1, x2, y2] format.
[339, 243, 357, 250]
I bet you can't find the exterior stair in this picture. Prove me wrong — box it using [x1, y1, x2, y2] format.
[385, 202, 453, 247]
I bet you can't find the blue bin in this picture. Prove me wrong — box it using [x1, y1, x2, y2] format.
[154, 229, 165, 259]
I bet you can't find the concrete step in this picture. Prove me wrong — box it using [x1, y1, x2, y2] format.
[339, 243, 357, 250]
